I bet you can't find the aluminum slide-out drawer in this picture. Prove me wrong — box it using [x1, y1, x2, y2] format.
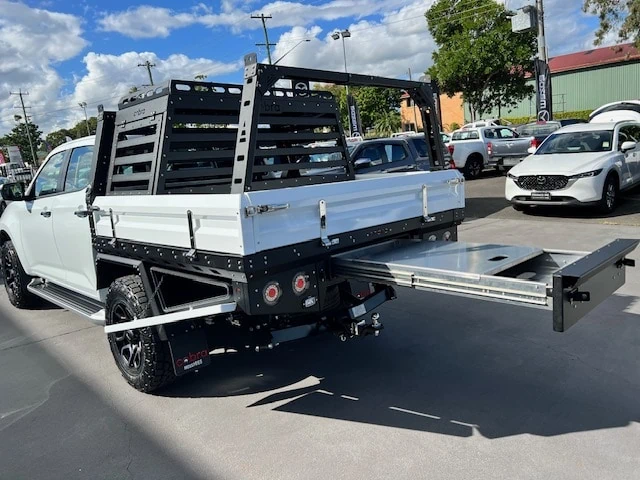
[332, 238, 638, 332]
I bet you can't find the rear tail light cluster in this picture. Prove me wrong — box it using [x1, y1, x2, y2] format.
[447, 144, 455, 155]
[487, 142, 493, 156]
[292, 272, 310, 295]
[530, 138, 539, 149]
[263, 282, 282, 305]
[262, 272, 311, 306]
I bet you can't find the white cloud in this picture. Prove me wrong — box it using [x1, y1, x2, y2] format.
[0, 0, 87, 134]
[98, 6, 197, 39]
[31, 52, 242, 134]
[270, 2, 437, 79]
[98, 0, 420, 38]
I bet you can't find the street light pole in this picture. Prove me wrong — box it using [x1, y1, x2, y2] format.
[332, 29, 352, 133]
[273, 39, 311, 65]
[536, 0, 547, 63]
[78, 102, 91, 136]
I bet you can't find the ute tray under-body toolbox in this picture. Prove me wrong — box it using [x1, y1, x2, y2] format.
[332, 238, 639, 332]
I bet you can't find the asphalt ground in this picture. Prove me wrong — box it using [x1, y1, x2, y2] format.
[1, 180, 640, 480]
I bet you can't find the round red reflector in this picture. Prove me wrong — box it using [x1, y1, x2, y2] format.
[263, 282, 281, 305]
[292, 272, 309, 295]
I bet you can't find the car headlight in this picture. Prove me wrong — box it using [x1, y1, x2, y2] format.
[507, 172, 518, 180]
[568, 169, 603, 179]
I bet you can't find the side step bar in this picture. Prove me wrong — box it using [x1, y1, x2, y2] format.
[27, 279, 237, 332]
[28, 280, 105, 324]
[332, 238, 638, 332]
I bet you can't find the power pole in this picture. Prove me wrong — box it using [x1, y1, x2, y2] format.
[252, 14, 275, 64]
[536, 0, 547, 62]
[408, 68, 419, 131]
[79, 102, 91, 136]
[138, 60, 156, 85]
[9, 89, 37, 165]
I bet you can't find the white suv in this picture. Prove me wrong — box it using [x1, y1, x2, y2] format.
[505, 121, 640, 213]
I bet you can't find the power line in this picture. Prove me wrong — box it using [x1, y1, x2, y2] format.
[251, 14, 276, 64]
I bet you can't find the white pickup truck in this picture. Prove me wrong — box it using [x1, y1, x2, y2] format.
[0, 56, 636, 392]
[448, 126, 533, 178]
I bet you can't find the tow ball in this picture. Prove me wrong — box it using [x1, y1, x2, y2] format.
[338, 313, 384, 341]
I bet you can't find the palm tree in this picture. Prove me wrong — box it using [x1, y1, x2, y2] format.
[374, 111, 401, 137]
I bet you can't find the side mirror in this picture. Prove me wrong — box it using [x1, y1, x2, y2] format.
[527, 146, 537, 154]
[1, 181, 26, 201]
[354, 158, 372, 170]
[621, 141, 637, 153]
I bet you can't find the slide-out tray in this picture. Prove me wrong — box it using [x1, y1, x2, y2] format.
[332, 238, 638, 331]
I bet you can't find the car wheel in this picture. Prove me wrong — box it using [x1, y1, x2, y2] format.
[463, 156, 483, 179]
[599, 174, 618, 214]
[106, 275, 176, 393]
[0, 202, 6, 216]
[1, 240, 38, 308]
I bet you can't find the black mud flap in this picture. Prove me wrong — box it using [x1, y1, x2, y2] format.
[553, 238, 639, 332]
[166, 325, 211, 376]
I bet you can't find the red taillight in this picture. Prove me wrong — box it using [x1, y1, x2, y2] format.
[487, 141, 493, 156]
[449, 159, 456, 169]
[263, 282, 282, 305]
[447, 144, 455, 155]
[530, 138, 539, 148]
[292, 272, 309, 295]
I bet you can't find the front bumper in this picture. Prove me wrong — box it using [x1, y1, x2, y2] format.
[505, 175, 606, 206]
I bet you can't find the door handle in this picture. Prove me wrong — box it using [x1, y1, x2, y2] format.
[74, 206, 100, 218]
[40, 210, 51, 218]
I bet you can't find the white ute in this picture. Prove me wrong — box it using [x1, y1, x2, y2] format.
[0, 56, 636, 392]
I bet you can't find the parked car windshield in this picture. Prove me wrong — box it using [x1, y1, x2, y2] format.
[535, 130, 614, 155]
[451, 130, 479, 140]
[516, 122, 560, 137]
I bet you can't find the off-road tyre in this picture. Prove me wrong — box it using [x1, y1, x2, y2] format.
[106, 275, 176, 393]
[1, 240, 37, 308]
[463, 156, 483, 179]
[598, 173, 618, 214]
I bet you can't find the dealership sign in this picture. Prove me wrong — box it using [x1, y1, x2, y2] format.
[346, 94, 363, 137]
[535, 59, 553, 122]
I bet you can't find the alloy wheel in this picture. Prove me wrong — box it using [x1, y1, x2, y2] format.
[110, 303, 143, 373]
[605, 182, 616, 211]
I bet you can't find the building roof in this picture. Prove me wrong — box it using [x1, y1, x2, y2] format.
[549, 43, 640, 74]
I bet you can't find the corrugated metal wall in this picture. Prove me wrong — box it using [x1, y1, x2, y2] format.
[464, 61, 640, 120]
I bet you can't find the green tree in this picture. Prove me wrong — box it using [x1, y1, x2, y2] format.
[45, 129, 72, 149]
[583, 0, 640, 47]
[425, 0, 536, 120]
[45, 117, 98, 150]
[352, 87, 402, 130]
[0, 122, 42, 165]
[314, 84, 401, 132]
[374, 111, 402, 137]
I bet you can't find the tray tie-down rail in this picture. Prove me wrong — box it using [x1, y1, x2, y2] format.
[332, 238, 638, 332]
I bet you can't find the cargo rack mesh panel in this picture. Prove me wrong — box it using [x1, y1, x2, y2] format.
[106, 79, 351, 195]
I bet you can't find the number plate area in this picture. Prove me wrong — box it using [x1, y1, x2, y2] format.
[531, 191, 551, 200]
[332, 238, 638, 331]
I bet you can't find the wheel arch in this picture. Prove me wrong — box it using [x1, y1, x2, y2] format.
[606, 167, 621, 188]
[96, 254, 165, 338]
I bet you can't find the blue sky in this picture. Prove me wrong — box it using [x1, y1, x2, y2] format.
[0, 0, 610, 135]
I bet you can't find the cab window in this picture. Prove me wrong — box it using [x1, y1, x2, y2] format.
[34, 151, 66, 197]
[498, 128, 517, 139]
[64, 146, 94, 192]
[384, 143, 409, 163]
[354, 145, 386, 166]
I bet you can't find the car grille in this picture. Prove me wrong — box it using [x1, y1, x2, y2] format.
[516, 175, 568, 191]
